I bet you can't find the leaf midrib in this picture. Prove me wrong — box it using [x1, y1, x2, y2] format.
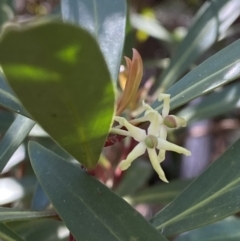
[154, 169, 240, 230]
[46, 164, 123, 241]
[155, 58, 240, 113]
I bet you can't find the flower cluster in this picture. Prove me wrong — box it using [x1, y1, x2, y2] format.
[112, 94, 191, 183]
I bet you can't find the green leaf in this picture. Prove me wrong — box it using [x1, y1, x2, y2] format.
[0, 73, 27, 115]
[175, 217, 240, 241]
[61, 0, 127, 82]
[0, 222, 24, 241]
[0, 0, 14, 27]
[0, 115, 35, 173]
[9, 220, 68, 241]
[150, 139, 240, 236]
[114, 159, 153, 197]
[29, 141, 168, 241]
[158, 0, 240, 90]
[0, 22, 115, 168]
[178, 82, 240, 123]
[35, 137, 73, 162]
[0, 208, 57, 222]
[129, 179, 192, 205]
[0, 110, 14, 134]
[151, 38, 240, 113]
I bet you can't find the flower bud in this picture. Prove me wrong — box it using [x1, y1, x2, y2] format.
[163, 115, 186, 128]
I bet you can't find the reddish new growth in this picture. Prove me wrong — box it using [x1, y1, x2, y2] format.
[105, 49, 143, 147]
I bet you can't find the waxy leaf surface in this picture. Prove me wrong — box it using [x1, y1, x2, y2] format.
[158, 0, 240, 90]
[0, 208, 56, 222]
[0, 115, 35, 173]
[0, 22, 115, 168]
[0, 73, 26, 115]
[178, 82, 240, 123]
[61, 0, 126, 82]
[29, 141, 168, 241]
[151, 38, 240, 114]
[175, 217, 240, 241]
[150, 139, 240, 236]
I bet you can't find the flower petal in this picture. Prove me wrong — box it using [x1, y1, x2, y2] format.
[115, 116, 146, 142]
[147, 148, 168, 183]
[158, 93, 170, 117]
[158, 125, 167, 139]
[158, 125, 167, 162]
[157, 138, 191, 156]
[147, 111, 162, 135]
[110, 128, 133, 137]
[119, 142, 146, 170]
[142, 100, 153, 111]
[158, 150, 166, 163]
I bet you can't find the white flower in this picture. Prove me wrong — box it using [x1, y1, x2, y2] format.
[114, 115, 190, 183]
[112, 93, 191, 182]
[142, 94, 187, 163]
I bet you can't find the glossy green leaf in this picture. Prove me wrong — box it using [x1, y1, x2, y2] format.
[150, 139, 240, 236]
[150, 38, 240, 113]
[159, 0, 240, 90]
[129, 179, 192, 205]
[61, 0, 126, 82]
[35, 137, 73, 162]
[0, 115, 35, 173]
[0, 222, 24, 241]
[29, 141, 168, 241]
[0, 110, 14, 133]
[0, 73, 27, 115]
[0, 208, 57, 222]
[0, 22, 115, 168]
[114, 159, 153, 197]
[175, 217, 240, 241]
[9, 220, 68, 241]
[178, 82, 240, 123]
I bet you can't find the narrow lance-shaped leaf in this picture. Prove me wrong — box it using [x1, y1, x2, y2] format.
[0, 73, 27, 116]
[0, 222, 24, 241]
[61, 0, 127, 82]
[0, 114, 35, 173]
[178, 82, 240, 123]
[29, 141, 168, 241]
[0, 208, 57, 222]
[150, 38, 240, 114]
[0, 22, 115, 168]
[158, 0, 240, 90]
[175, 217, 240, 241]
[150, 138, 240, 236]
[9, 220, 69, 241]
